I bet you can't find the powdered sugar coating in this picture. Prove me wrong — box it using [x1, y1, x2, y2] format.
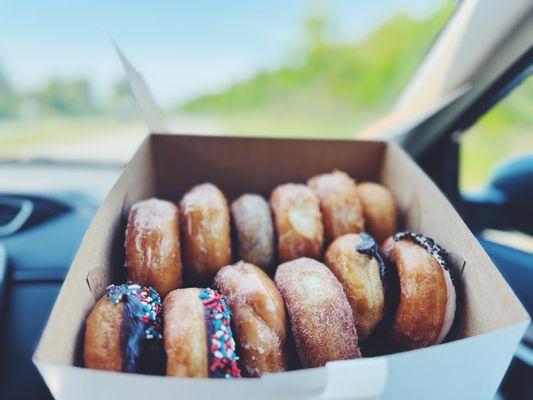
[270, 184, 324, 262]
[124, 198, 182, 296]
[215, 261, 288, 376]
[307, 170, 364, 243]
[180, 183, 231, 282]
[274, 258, 361, 368]
[231, 194, 274, 270]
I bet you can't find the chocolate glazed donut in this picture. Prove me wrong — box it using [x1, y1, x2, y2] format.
[163, 288, 241, 378]
[383, 232, 457, 350]
[83, 283, 164, 374]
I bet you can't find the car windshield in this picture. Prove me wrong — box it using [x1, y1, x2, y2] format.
[0, 1, 455, 164]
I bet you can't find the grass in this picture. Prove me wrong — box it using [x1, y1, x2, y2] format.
[0, 116, 144, 157]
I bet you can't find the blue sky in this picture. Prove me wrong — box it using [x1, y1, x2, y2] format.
[0, 1, 447, 106]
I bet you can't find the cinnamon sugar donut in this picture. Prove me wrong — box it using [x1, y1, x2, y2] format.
[83, 283, 164, 373]
[324, 233, 385, 341]
[274, 258, 361, 368]
[231, 194, 275, 270]
[163, 287, 241, 378]
[215, 261, 288, 376]
[270, 184, 324, 262]
[383, 232, 456, 349]
[357, 182, 397, 244]
[308, 170, 364, 243]
[124, 198, 182, 297]
[180, 183, 232, 283]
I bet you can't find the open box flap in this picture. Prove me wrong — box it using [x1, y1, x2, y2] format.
[114, 42, 167, 133]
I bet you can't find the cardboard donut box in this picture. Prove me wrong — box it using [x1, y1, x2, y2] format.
[33, 56, 529, 400]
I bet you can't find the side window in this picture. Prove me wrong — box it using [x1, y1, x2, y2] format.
[459, 76, 532, 191]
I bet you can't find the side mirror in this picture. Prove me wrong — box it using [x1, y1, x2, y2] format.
[461, 155, 533, 235]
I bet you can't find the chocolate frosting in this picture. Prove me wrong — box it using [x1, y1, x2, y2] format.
[356, 232, 387, 281]
[106, 283, 164, 374]
[198, 288, 241, 378]
[393, 232, 453, 280]
[356, 233, 399, 352]
[121, 296, 164, 374]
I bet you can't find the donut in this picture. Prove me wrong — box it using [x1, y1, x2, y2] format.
[324, 233, 385, 341]
[357, 182, 397, 244]
[382, 232, 456, 349]
[274, 257, 361, 368]
[163, 287, 241, 378]
[215, 262, 288, 376]
[270, 184, 324, 262]
[307, 170, 364, 243]
[83, 283, 163, 374]
[124, 198, 182, 297]
[230, 194, 275, 270]
[180, 183, 232, 283]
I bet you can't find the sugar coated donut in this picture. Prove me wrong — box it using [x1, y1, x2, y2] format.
[324, 233, 385, 341]
[357, 182, 397, 244]
[270, 184, 324, 262]
[274, 257, 361, 368]
[125, 198, 182, 297]
[215, 261, 288, 376]
[180, 183, 232, 283]
[308, 170, 364, 243]
[231, 194, 275, 270]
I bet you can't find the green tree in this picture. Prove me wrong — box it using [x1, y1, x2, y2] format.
[0, 65, 18, 118]
[34, 78, 96, 115]
[180, 2, 454, 120]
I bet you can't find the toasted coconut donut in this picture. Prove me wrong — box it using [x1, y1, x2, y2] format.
[124, 198, 182, 297]
[215, 262, 288, 376]
[308, 170, 364, 243]
[357, 182, 397, 244]
[164, 288, 241, 378]
[324, 233, 385, 341]
[84, 283, 163, 373]
[383, 232, 456, 349]
[231, 194, 275, 270]
[274, 258, 361, 368]
[270, 184, 324, 262]
[180, 183, 232, 283]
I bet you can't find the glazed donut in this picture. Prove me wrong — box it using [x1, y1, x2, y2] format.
[274, 258, 361, 368]
[180, 183, 232, 283]
[357, 182, 397, 244]
[84, 283, 163, 373]
[124, 198, 182, 297]
[324, 233, 385, 341]
[307, 170, 364, 243]
[163, 287, 241, 378]
[383, 232, 456, 349]
[215, 261, 288, 377]
[270, 184, 324, 262]
[231, 194, 275, 270]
